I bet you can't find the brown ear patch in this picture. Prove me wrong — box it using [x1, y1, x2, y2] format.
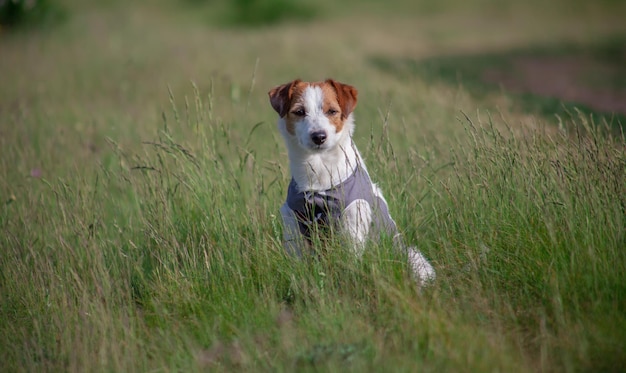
[325, 79, 358, 119]
[268, 79, 302, 118]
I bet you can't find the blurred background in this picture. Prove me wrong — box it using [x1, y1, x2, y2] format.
[1, 0, 625, 167]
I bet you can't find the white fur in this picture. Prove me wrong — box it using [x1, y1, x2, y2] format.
[279, 203, 303, 257]
[278, 86, 359, 192]
[407, 249, 437, 285]
[275, 83, 435, 285]
[341, 199, 372, 256]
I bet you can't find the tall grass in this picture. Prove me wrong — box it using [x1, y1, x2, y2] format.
[427, 112, 626, 371]
[1, 84, 624, 371]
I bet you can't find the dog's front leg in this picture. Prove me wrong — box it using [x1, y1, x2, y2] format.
[280, 203, 304, 256]
[340, 199, 372, 256]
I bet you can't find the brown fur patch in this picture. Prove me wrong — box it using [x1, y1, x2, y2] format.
[318, 83, 344, 133]
[269, 80, 306, 135]
[325, 79, 358, 120]
[281, 81, 310, 135]
[268, 79, 302, 118]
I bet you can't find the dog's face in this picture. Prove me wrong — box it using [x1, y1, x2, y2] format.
[268, 79, 358, 151]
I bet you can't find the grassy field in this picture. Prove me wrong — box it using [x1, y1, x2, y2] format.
[1, 0, 625, 371]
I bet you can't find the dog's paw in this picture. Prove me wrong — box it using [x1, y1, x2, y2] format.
[407, 247, 436, 286]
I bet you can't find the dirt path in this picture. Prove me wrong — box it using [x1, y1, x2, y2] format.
[483, 52, 626, 115]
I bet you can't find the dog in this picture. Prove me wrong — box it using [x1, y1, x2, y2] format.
[268, 79, 435, 285]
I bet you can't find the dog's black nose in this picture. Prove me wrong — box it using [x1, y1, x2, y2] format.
[311, 131, 327, 145]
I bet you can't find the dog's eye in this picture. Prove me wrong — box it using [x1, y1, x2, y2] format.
[291, 108, 305, 117]
[326, 109, 339, 116]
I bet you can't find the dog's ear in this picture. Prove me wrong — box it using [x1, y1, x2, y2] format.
[326, 79, 358, 119]
[268, 79, 301, 117]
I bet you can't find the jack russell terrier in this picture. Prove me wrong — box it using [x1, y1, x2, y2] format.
[268, 79, 435, 285]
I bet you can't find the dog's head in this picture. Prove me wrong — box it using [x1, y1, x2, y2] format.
[268, 79, 358, 151]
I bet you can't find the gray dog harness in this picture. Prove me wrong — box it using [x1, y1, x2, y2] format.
[286, 166, 397, 242]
